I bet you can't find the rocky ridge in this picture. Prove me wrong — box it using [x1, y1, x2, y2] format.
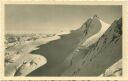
[62, 17, 122, 76]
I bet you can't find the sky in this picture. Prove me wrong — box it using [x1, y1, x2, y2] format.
[5, 5, 122, 34]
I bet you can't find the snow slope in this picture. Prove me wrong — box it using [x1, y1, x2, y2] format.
[63, 16, 110, 66]
[82, 18, 110, 48]
[62, 17, 122, 76]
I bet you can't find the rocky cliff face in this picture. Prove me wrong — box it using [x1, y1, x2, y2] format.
[62, 17, 122, 76]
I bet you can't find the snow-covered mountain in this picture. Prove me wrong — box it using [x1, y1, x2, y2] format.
[5, 14, 122, 76]
[62, 16, 122, 76]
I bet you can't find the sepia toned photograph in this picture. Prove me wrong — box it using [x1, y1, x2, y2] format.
[4, 4, 122, 77]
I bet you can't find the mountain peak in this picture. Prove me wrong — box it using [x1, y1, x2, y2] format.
[93, 14, 100, 19]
